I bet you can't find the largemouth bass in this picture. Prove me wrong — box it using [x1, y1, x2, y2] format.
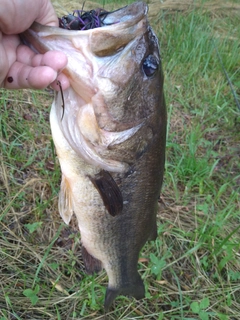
[22, 1, 166, 310]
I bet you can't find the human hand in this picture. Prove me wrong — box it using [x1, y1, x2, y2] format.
[0, 0, 70, 90]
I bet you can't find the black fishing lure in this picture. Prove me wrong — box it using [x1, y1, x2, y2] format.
[57, 6, 120, 121]
[59, 8, 109, 30]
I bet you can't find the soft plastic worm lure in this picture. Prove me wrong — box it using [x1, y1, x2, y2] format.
[59, 8, 109, 30]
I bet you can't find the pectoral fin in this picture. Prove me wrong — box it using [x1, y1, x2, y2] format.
[89, 170, 123, 217]
[58, 174, 74, 224]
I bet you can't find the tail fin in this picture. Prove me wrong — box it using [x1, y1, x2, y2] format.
[104, 277, 145, 311]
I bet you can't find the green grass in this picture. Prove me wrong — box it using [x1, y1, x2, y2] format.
[0, 0, 240, 319]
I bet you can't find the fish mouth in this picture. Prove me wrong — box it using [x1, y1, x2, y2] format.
[21, 1, 148, 58]
[21, 1, 148, 97]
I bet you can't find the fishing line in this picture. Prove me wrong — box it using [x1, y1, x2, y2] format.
[57, 80, 65, 120]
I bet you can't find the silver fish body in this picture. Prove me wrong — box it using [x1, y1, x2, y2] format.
[22, 1, 166, 309]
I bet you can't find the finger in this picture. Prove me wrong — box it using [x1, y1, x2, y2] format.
[4, 61, 58, 89]
[16, 45, 68, 72]
[4, 61, 70, 91]
[32, 50, 68, 72]
[35, 0, 59, 27]
[51, 73, 70, 91]
[15, 45, 70, 90]
[0, 0, 59, 34]
[31, 49, 70, 90]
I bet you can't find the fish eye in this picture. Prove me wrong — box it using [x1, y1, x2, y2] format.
[142, 55, 158, 77]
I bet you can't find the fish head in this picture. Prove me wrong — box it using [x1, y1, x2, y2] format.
[91, 12, 163, 132]
[21, 1, 164, 173]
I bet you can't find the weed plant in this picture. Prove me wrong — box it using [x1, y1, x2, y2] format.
[0, 0, 239, 319]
